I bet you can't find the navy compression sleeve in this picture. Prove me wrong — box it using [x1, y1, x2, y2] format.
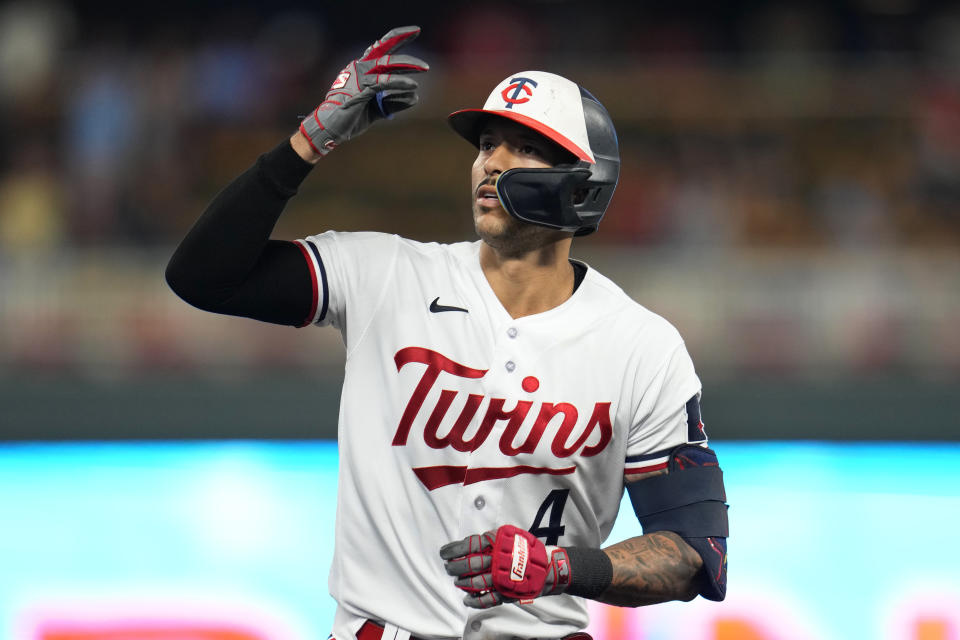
[165, 139, 316, 326]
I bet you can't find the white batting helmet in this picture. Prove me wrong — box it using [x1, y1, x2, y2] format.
[448, 71, 620, 236]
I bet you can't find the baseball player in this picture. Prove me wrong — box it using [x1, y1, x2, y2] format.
[167, 26, 728, 640]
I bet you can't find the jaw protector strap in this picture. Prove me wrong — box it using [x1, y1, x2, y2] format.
[626, 444, 729, 601]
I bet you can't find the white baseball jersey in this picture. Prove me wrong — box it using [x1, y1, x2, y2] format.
[295, 231, 705, 640]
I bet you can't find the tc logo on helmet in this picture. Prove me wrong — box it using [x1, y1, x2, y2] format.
[501, 77, 539, 109]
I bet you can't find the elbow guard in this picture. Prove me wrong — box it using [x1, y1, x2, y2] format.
[626, 444, 729, 601]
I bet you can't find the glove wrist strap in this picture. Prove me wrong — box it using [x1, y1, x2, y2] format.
[299, 109, 335, 156]
[564, 547, 613, 599]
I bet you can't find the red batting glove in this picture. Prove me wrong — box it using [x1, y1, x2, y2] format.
[439, 525, 572, 609]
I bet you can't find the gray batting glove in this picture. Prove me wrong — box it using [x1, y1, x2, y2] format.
[440, 525, 572, 609]
[299, 25, 429, 156]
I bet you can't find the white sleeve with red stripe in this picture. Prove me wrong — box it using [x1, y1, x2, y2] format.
[624, 449, 673, 477]
[623, 340, 704, 479]
[294, 231, 400, 339]
[294, 238, 329, 327]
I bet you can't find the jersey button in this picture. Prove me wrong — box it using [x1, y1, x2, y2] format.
[474, 496, 485, 510]
[507, 327, 518, 338]
[470, 620, 482, 632]
[505, 361, 516, 372]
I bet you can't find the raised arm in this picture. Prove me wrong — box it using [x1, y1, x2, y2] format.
[165, 26, 428, 326]
[164, 138, 317, 325]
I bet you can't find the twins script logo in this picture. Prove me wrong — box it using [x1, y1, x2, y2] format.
[501, 76, 539, 109]
[391, 347, 613, 490]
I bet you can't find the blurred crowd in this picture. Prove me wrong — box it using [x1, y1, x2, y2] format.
[1, 0, 960, 254]
[1, 1, 959, 383]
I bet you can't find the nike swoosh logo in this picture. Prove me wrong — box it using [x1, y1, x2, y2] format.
[429, 297, 468, 314]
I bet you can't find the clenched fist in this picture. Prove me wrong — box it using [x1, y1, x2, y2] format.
[439, 525, 572, 609]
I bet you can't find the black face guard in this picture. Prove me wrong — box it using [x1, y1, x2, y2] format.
[495, 166, 593, 234]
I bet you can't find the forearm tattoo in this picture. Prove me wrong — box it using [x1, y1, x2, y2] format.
[599, 531, 704, 607]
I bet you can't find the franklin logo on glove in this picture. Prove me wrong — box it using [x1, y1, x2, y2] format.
[511, 534, 529, 582]
[440, 524, 587, 609]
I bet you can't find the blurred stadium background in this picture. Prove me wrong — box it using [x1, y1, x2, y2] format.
[0, 1, 958, 639]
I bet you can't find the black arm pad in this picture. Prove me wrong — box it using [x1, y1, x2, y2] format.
[626, 444, 730, 601]
[685, 536, 727, 601]
[636, 500, 729, 538]
[627, 446, 728, 539]
[630, 466, 727, 516]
